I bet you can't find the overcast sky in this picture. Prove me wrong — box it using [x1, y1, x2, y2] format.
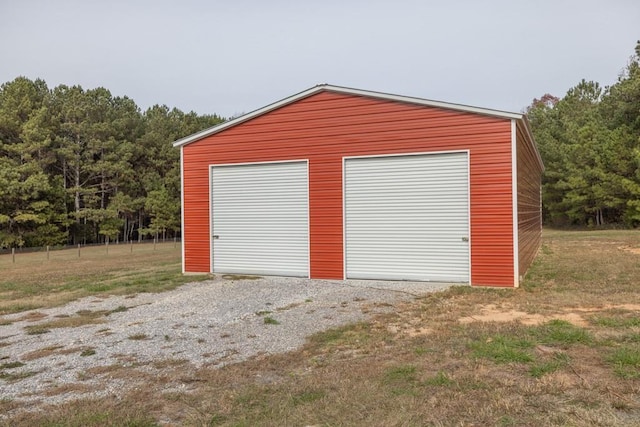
[1, 1, 638, 118]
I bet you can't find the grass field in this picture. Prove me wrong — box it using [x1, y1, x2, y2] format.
[0, 241, 210, 315]
[2, 229, 640, 426]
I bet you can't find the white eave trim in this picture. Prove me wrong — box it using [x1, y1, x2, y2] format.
[172, 84, 526, 147]
[329, 85, 524, 120]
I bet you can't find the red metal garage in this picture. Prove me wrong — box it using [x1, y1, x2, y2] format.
[174, 85, 543, 287]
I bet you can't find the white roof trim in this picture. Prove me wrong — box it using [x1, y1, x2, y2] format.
[173, 84, 526, 147]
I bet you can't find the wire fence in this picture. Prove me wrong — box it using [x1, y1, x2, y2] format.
[0, 237, 181, 263]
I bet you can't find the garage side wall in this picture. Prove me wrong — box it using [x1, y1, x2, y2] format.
[516, 121, 543, 280]
[182, 91, 515, 286]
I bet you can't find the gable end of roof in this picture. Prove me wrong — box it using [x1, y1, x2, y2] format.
[173, 84, 526, 148]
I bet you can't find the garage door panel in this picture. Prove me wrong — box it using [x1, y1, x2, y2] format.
[345, 152, 469, 282]
[212, 161, 309, 277]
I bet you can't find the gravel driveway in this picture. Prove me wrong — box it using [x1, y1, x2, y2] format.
[0, 276, 453, 409]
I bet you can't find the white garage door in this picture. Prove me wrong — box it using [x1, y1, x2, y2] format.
[211, 161, 309, 277]
[345, 152, 469, 282]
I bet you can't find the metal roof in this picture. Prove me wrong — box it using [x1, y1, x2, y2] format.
[172, 84, 529, 148]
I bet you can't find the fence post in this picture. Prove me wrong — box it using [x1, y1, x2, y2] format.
[174, 236, 176, 248]
[12, 248, 15, 264]
[78, 243, 81, 258]
[47, 245, 50, 260]
[153, 237, 157, 251]
[106, 239, 109, 255]
[130, 240, 133, 253]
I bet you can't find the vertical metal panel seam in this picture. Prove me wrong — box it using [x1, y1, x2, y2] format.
[511, 119, 519, 287]
[180, 146, 186, 274]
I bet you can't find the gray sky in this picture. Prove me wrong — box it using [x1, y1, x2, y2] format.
[1, 0, 638, 118]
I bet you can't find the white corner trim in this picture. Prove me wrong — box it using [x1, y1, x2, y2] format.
[341, 156, 347, 280]
[306, 159, 311, 279]
[180, 146, 186, 274]
[511, 120, 520, 287]
[208, 164, 214, 273]
[466, 150, 472, 286]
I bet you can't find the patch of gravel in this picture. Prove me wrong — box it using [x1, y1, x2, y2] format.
[0, 276, 452, 411]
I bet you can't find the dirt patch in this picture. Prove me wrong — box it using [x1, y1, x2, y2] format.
[458, 303, 640, 327]
[385, 322, 433, 337]
[619, 245, 640, 255]
[571, 303, 640, 312]
[551, 313, 590, 327]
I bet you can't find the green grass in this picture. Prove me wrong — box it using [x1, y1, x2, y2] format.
[384, 364, 417, 382]
[307, 322, 372, 348]
[470, 334, 535, 363]
[621, 333, 640, 343]
[591, 315, 640, 328]
[528, 353, 570, 378]
[108, 305, 129, 315]
[0, 361, 25, 369]
[263, 316, 280, 325]
[289, 389, 325, 406]
[423, 370, 454, 386]
[468, 321, 591, 377]
[383, 365, 419, 396]
[128, 333, 149, 340]
[531, 319, 592, 346]
[0, 370, 38, 382]
[608, 346, 640, 379]
[24, 325, 51, 335]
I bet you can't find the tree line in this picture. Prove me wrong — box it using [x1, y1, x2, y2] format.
[2, 42, 639, 248]
[528, 42, 640, 227]
[0, 77, 223, 248]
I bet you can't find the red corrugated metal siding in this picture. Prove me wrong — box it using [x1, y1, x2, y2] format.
[516, 121, 543, 279]
[181, 157, 211, 272]
[182, 91, 515, 286]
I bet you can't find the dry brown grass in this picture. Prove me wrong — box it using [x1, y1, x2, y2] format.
[14, 311, 48, 322]
[21, 345, 65, 361]
[23, 310, 110, 335]
[41, 383, 96, 397]
[0, 242, 211, 315]
[2, 229, 640, 426]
